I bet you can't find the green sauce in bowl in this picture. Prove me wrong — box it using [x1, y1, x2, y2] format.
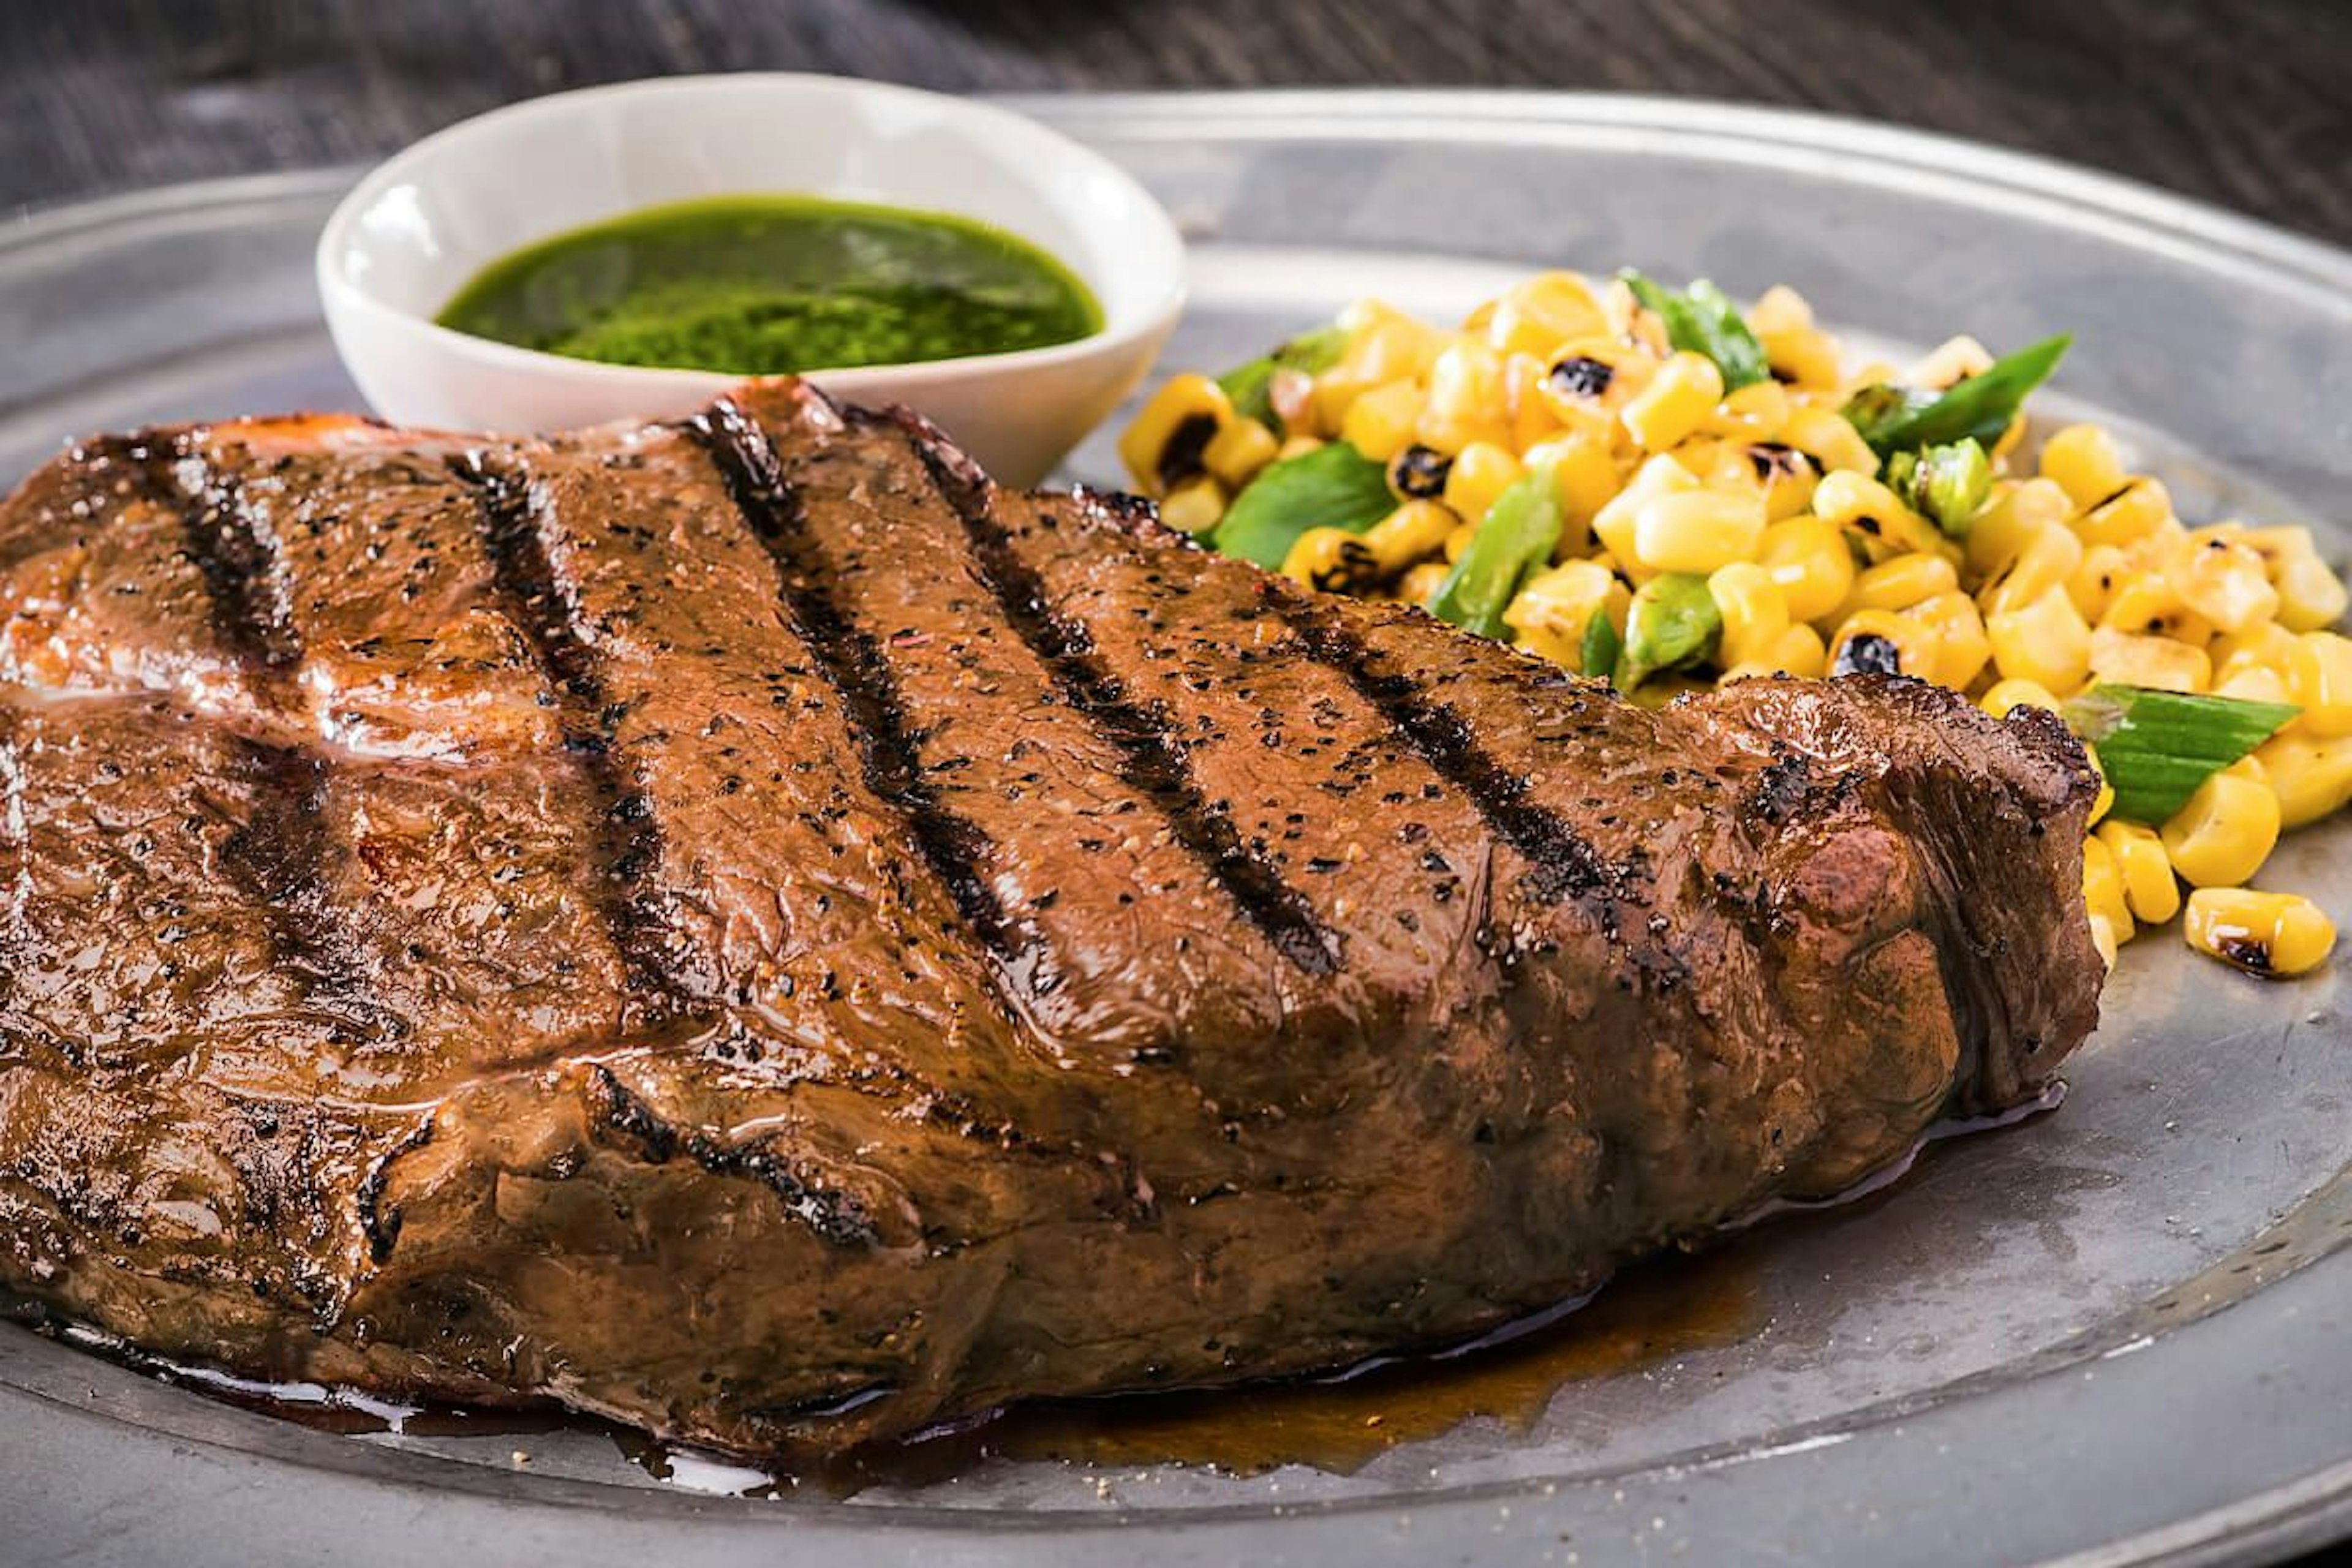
[435, 195, 1102, 374]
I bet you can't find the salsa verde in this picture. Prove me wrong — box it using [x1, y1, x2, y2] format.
[435, 195, 1101, 374]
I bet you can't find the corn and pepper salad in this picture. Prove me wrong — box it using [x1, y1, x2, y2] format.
[1119, 270, 2352, 979]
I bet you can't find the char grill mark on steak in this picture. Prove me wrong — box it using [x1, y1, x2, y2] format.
[688, 398, 1022, 965]
[894, 412, 1342, 976]
[448, 453, 697, 1020]
[119, 435, 303, 678]
[1270, 595, 1631, 915]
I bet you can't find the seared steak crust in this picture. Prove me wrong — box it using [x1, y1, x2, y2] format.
[0, 382, 2101, 1453]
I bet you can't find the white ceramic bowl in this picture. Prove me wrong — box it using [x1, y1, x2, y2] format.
[316, 75, 1185, 484]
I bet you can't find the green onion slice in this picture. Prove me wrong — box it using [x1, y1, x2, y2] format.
[1426, 462, 1564, 641]
[2060, 683, 2299, 825]
[1843, 335, 2070, 459]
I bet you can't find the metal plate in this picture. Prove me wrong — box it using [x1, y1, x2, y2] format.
[2, 92, 2349, 1568]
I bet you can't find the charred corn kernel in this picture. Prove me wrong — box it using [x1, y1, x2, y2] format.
[1811, 471, 1945, 558]
[1118, 373, 1232, 495]
[2089, 625, 2211, 693]
[1439, 442, 1526, 527]
[2243, 526, 2352, 632]
[1703, 379, 1792, 441]
[1828, 608, 1935, 680]
[1276, 434, 1325, 462]
[1846, 553, 1960, 614]
[2098, 576, 2215, 647]
[1707, 563, 1790, 669]
[2038, 423, 2127, 508]
[1981, 677, 2062, 716]
[1757, 515, 1856, 624]
[1159, 474, 1227, 537]
[1985, 582, 2098, 691]
[2084, 742, 2114, 827]
[1912, 591, 1992, 688]
[1418, 339, 1512, 454]
[1967, 478, 2073, 579]
[2256, 730, 2352, 827]
[2075, 477, 2173, 551]
[1782, 404, 1879, 474]
[1909, 334, 1995, 390]
[2081, 834, 2132, 933]
[1485, 272, 1609, 357]
[2161, 769, 2281, 888]
[1340, 378, 1428, 464]
[1621, 352, 1725, 451]
[1398, 559, 1452, 605]
[2288, 632, 2352, 737]
[1533, 337, 1651, 425]
[2086, 911, 2122, 970]
[1633, 487, 1766, 575]
[2067, 543, 2131, 624]
[2170, 527, 2281, 633]
[1592, 455, 1697, 579]
[1747, 284, 1814, 334]
[1202, 417, 1280, 491]
[1502, 352, 1565, 450]
[1761, 326, 1843, 391]
[1505, 559, 1626, 667]
[1742, 443, 1819, 522]
[1981, 522, 2086, 617]
[2096, 820, 2181, 925]
[2184, 889, 2336, 978]
[1361, 500, 1457, 571]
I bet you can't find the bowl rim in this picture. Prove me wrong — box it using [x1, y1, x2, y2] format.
[313, 72, 1188, 391]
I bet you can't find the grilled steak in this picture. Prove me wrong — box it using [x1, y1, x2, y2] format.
[0, 380, 2103, 1456]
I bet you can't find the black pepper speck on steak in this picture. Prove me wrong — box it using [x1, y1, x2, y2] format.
[0, 380, 2103, 1456]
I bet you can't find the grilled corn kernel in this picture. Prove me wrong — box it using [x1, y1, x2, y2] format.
[1982, 677, 2062, 717]
[1362, 501, 1457, 573]
[1202, 417, 1280, 491]
[1747, 284, 1814, 334]
[2084, 742, 2114, 827]
[1986, 585, 2093, 694]
[1621, 352, 1725, 451]
[2098, 576, 2215, 647]
[1633, 487, 1766, 575]
[1523, 432, 1624, 534]
[1502, 352, 1566, 451]
[1846, 553, 1961, 615]
[1811, 472, 1944, 558]
[1118, 373, 1232, 496]
[1781, 405, 1879, 474]
[1438, 441, 1526, 527]
[2075, 477, 2173, 551]
[1592, 455, 1697, 579]
[2214, 661, 2295, 707]
[2096, 820, 2182, 925]
[1341, 377, 1428, 464]
[2089, 625, 2211, 693]
[1398, 559, 1452, 605]
[2066, 543, 2131, 624]
[1484, 272, 1610, 357]
[2288, 632, 2352, 737]
[1761, 326, 1844, 391]
[1828, 608, 1933, 680]
[1282, 526, 1382, 594]
[1967, 478, 2073, 579]
[2243, 526, 2352, 633]
[1707, 563, 1790, 669]
[1159, 473, 1227, 537]
[2255, 731, 2352, 828]
[1757, 514, 1856, 624]
[2171, 527, 2282, 633]
[2160, 770, 2281, 888]
[1703, 380, 1792, 442]
[1418, 339, 1513, 455]
[1533, 337, 1650, 426]
[2081, 834, 2133, 933]
[2184, 888, 2337, 978]
[1909, 334, 1995, 390]
[2211, 620, 2300, 683]
[1506, 559, 1627, 668]
[1276, 434, 1325, 462]
[2038, 423, 2127, 509]
[1912, 591, 1993, 689]
[1981, 521, 2086, 617]
[1764, 623, 1828, 680]
[2086, 911, 2122, 970]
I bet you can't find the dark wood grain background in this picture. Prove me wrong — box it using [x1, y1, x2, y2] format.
[6, 0, 2352, 247]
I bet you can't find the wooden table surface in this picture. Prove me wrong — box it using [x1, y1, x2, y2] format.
[4, 5, 2350, 1564]
[6, 0, 2352, 247]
